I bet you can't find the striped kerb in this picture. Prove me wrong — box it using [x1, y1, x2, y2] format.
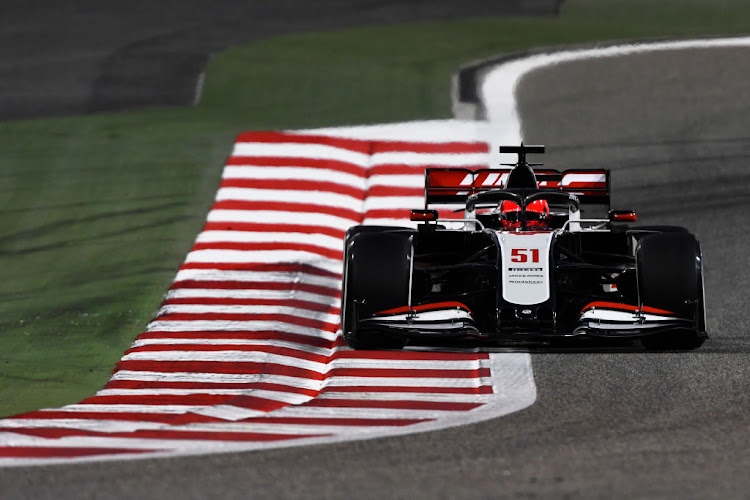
[0, 131, 534, 466]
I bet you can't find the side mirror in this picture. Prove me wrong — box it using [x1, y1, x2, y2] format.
[609, 209, 637, 222]
[410, 209, 439, 222]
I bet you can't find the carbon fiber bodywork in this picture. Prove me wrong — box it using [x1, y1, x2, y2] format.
[341, 146, 707, 349]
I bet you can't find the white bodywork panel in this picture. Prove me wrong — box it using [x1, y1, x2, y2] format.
[495, 231, 555, 305]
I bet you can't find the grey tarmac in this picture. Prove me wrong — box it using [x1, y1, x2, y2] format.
[3, 46, 748, 500]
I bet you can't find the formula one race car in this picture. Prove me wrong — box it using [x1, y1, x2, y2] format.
[341, 144, 706, 350]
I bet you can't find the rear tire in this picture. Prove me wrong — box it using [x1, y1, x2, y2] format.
[342, 230, 413, 350]
[637, 232, 706, 350]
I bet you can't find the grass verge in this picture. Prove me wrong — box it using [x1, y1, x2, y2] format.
[0, 0, 747, 417]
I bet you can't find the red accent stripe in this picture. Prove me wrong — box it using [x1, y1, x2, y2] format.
[4, 427, 327, 442]
[320, 385, 493, 395]
[225, 155, 366, 177]
[224, 395, 292, 412]
[436, 208, 460, 219]
[219, 179, 364, 200]
[304, 399, 483, 411]
[114, 360, 326, 379]
[153, 313, 338, 332]
[234, 131, 372, 153]
[133, 330, 340, 349]
[79, 394, 235, 406]
[0, 447, 159, 458]
[161, 297, 339, 314]
[377, 301, 471, 315]
[334, 350, 488, 361]
[364, 208, 413, 220]
[169, 281, 340, 298]
[326, 367, 492, 379]
[12, 411, 223, 424]
[580, 301, 675, 315]
[639, 304, 676, 315]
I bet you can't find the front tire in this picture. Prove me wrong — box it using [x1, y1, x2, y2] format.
[636, 232, 706, 350]
[342, 229, 413, 349]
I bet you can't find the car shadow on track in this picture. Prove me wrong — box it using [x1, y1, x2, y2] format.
[400, 336, 742, 354]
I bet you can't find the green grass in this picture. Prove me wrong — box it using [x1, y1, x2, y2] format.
[0, 0, 747, 417]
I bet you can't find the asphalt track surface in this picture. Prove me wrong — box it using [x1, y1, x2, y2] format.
[0, 0, 558, 121]
[2, 10, 749, 500]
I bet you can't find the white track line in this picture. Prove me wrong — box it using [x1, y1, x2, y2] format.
[144, 321, 340, 340]
[172, 269, 341, 288]
[206, 210, 357, 231]
[231, 142, 370, 165]
[156, 305, 340, 324]
[215, 188, 364, 210]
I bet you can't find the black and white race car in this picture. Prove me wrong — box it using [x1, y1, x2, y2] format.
[341, 144, 707, 350]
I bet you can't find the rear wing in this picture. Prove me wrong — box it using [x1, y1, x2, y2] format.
[425, 168, 610, 208]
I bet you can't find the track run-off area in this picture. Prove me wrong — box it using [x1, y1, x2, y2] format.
[2, 35, 749, 497]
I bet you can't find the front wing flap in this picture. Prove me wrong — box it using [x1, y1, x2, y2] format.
[354, 300, 697, 341]
[359, 302, 480, 337]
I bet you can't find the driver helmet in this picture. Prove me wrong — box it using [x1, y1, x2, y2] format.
[498, 199, 550, 230]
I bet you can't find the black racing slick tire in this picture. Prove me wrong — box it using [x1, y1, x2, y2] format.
[636, 232, 707, 350]
[342, 229, 413, 350]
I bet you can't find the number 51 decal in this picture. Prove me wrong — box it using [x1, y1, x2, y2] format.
[510, 248, 540, 263]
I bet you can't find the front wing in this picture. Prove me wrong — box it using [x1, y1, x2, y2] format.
[354, 301, 697, 342]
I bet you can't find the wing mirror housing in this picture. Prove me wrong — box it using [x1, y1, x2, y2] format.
[410, 209, 439, 222]
[609, 209, 637, 222]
